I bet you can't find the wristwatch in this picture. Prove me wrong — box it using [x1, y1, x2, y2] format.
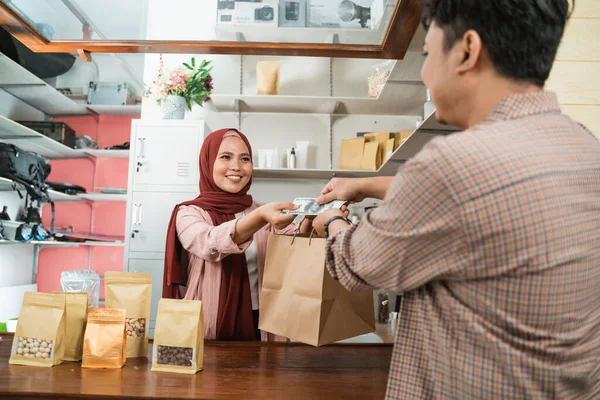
[323, 216, 352, 238]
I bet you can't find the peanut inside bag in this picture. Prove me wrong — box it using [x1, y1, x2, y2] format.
[9, 292, 66, 367]
[104, 272, 152, 358]
[82, 308, 127, 369]
[53, 291, 88, 361]
[151, 299, 204, 375]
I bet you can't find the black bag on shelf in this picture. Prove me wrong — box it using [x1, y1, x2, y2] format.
[0, 142, 51, 199]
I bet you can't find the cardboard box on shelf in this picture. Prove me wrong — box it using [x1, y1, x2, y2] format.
[308, 0, 374, 29]
[235, 0, 279, 26]
[279, 0, 307, 27]
[216, 0, 279, 27]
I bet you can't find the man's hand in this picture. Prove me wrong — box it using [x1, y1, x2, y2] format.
[316, 178, 366, 205]
[313, 207, 350, 237]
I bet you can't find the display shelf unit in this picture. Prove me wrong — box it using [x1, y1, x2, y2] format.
[0, 52, 142, 118]
[0, 115, 131, 159]
[252, 112, 461, 180]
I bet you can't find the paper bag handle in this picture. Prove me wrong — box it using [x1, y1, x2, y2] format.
[291, 228, 317, 246]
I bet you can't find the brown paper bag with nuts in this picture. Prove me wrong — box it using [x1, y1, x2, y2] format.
[151, 299, 204, 375]
[82, 308, 127, 368]
[9, 292, 66, 367]
[104, 271, 152, 359]
[53, 291, 88, 361]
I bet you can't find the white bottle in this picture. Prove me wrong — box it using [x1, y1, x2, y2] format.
[424, 88, 436, 119]
[288, 147, 297, 169]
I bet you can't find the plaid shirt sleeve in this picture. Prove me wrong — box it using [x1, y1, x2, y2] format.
[326, 138, 470, 293]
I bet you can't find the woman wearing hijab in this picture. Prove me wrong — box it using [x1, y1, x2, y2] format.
[164, 128, 308, 341]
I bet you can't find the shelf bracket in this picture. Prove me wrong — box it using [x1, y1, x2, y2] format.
[328, 34, 339, 98]
[236, 32, 245, 96]
[77, 49, 92, 63]
[234, 99, 241, 130]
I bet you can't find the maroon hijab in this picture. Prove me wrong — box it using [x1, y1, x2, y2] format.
[163, 128, 255, 341]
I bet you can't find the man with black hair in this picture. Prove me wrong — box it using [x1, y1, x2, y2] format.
[312, 0, 600, 398]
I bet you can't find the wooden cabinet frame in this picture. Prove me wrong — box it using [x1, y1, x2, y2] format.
[0, 0, 422, 60]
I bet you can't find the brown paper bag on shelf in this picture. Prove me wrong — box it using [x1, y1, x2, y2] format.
[364, 132, 391, 167]
[392, 130, 414, 150]
[82, 308, 127, 369]
[385, 138, 395, 161]
[339, 137, 365, 170]
[52, 291, 88, 361]
[104, 272, 152, 359]
[259, 233, 375, 347]
[9, 292, 66, 367]
[361, 141, 380, 170]
[257, 60, 280, 95]
[151, 299, 204, 375]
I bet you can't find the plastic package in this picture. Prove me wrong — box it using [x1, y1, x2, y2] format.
[60, 270, 100, 308]
[368, 60, 395, 98]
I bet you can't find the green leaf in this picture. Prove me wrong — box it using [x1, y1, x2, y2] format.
[183, 63, 193, 70]
[191, 58, 196, 67]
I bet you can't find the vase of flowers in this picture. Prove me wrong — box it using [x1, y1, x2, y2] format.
[150, 55, 214, 119]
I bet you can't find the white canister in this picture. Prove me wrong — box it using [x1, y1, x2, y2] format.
[295, 141, 309, 169]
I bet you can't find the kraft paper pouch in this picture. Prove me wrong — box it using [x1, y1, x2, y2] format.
[53, 291, 88, 361]
[391, 130, 414, 150]
[364, 131, 391, 167]
[151, 299, 204, 375]
[257, 60, 280, 95]
[259, 233, 375, 347]
[104, 271, 152, 358]
[361, 141, 380, 170]
[82, 308, 127, 369]
[339, 137, 365, 170]
[385, 138, 395, 160]
[9, 292, 66, 367]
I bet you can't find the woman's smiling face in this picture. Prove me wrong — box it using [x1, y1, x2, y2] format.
[212, 136, 253, 193]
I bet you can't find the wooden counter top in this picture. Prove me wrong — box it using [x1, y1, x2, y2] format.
[0, 335, 392, 399]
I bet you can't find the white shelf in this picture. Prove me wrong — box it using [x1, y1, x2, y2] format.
[0, 53, 90, 116]
[0, 115, 82, 159]
[213, 25, 388, 46]
[79, 193, 127, 202]
[207, 82, 425, 116]
[0, 177, 81, 203]
[0, 239, 124, 247]
[83, 149, 130, 158]
[253, 168, 380, 180]
[87, 105, 142, 116]
[0, 115, 131, 159]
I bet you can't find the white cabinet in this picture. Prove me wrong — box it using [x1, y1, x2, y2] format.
[128, 258, 164, 338]
[124, 120, 205, 321]
[129, 191, 196, 254]
[130, 120, 204, 190]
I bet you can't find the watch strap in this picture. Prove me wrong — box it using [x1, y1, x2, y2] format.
[323, 216, 352, 237]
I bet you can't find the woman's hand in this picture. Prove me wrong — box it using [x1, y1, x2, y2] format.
[259, 202, 298, 230]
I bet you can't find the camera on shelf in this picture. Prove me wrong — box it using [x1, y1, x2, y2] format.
[255, 5, 275, 21]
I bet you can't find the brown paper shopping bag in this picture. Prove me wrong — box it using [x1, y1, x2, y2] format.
[104, 271, 152, 358]
[151, 299, 204, 374]
[364, 131, 391, 168]
[9, 292, 66, 367]
[53, 291, 88, 361]
[259, 233, 375, 347]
